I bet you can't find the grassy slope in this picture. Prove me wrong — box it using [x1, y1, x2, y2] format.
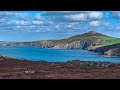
[93, 36, 120, 45]
[93, 35, 120, 49]
[55, 32, 105, 44]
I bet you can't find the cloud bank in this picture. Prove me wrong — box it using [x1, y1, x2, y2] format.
[0, 11, 119, 41]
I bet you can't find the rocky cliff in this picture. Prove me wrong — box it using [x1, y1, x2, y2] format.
[94, 43, 120, 56]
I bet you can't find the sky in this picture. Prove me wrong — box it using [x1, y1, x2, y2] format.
[0, 11, 120, 42]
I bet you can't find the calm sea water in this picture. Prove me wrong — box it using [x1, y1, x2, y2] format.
[0, 46, 120, 63]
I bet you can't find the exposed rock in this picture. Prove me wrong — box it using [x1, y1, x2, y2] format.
[88, 30, 97, 34]
[94, 43, 120, 56]
[81, 42, 90, 49]
[24, 70, 35, 74]
[65, 41, 82, 49]
[67, 60, 113, 69]
[104, 48, 120, 56]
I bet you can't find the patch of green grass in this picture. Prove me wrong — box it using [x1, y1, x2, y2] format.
[33, 40, 44, 42]
[93, 36, 120, 46]
[92, 45, 106, 49]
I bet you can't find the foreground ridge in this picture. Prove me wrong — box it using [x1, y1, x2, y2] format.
[0, 56, 120, 79]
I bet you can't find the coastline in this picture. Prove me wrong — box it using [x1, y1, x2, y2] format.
[0, 56, 120, 79]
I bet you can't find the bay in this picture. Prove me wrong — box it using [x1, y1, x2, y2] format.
[0, 46, 120, 63]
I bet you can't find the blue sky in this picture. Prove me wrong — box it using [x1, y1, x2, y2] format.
[0, 11, 120, 42]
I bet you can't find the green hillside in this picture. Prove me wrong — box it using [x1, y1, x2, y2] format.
[35, 31, 120, 49]
[93, 35, 120, 46]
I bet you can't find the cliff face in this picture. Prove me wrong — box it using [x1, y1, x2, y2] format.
[104, 48, 120, 56]
[0, 38, 103, 50]
[94, 43, 120, 56]
[0, 41, 57, 48]
[0, 40, 86, 49]
[53, 41, 82, 49]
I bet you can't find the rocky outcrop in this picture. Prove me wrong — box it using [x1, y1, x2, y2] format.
[88, 30, 97, 34]
[53, 41, 82, 49]
[38, 41, 55, 48]
[67, 60, 113, 69]
[104, 48, 120, 56]
[94, 43, 120, 56]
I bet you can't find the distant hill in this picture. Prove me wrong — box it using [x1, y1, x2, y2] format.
[0, 31, 120, 56]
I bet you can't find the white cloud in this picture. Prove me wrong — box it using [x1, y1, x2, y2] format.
[89, 21, 100, 26]
[43, 11, 105, 22]
[102, 22, 110, 26]
[89, 21, 110, 27]
[3, 11, 13, 15]
[0, 11, 111, 36]
[43, 11, 80, 15]
[7, 20, 31, 25]
[88, 12, 103, 19]
[0, 11, 13, 19]
[64, 14, 87, 21]
[32, 20, 44, 25]
[111, 11, 120, 18]
[117, 26, 120, 30]
[16, 20, 30, 25]
[43, 11, 92, 15]
[14, 12, 29, 19]
[47, 21, 54, 25]
[34, 14, 44, 20]
[0, 18, 7, 22]
[55, 25, 60, 29]
[66, 24, 73, 28]
[65, 22, 79, 29]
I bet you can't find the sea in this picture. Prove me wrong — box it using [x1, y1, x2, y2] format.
[0, 46, 120, 63]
